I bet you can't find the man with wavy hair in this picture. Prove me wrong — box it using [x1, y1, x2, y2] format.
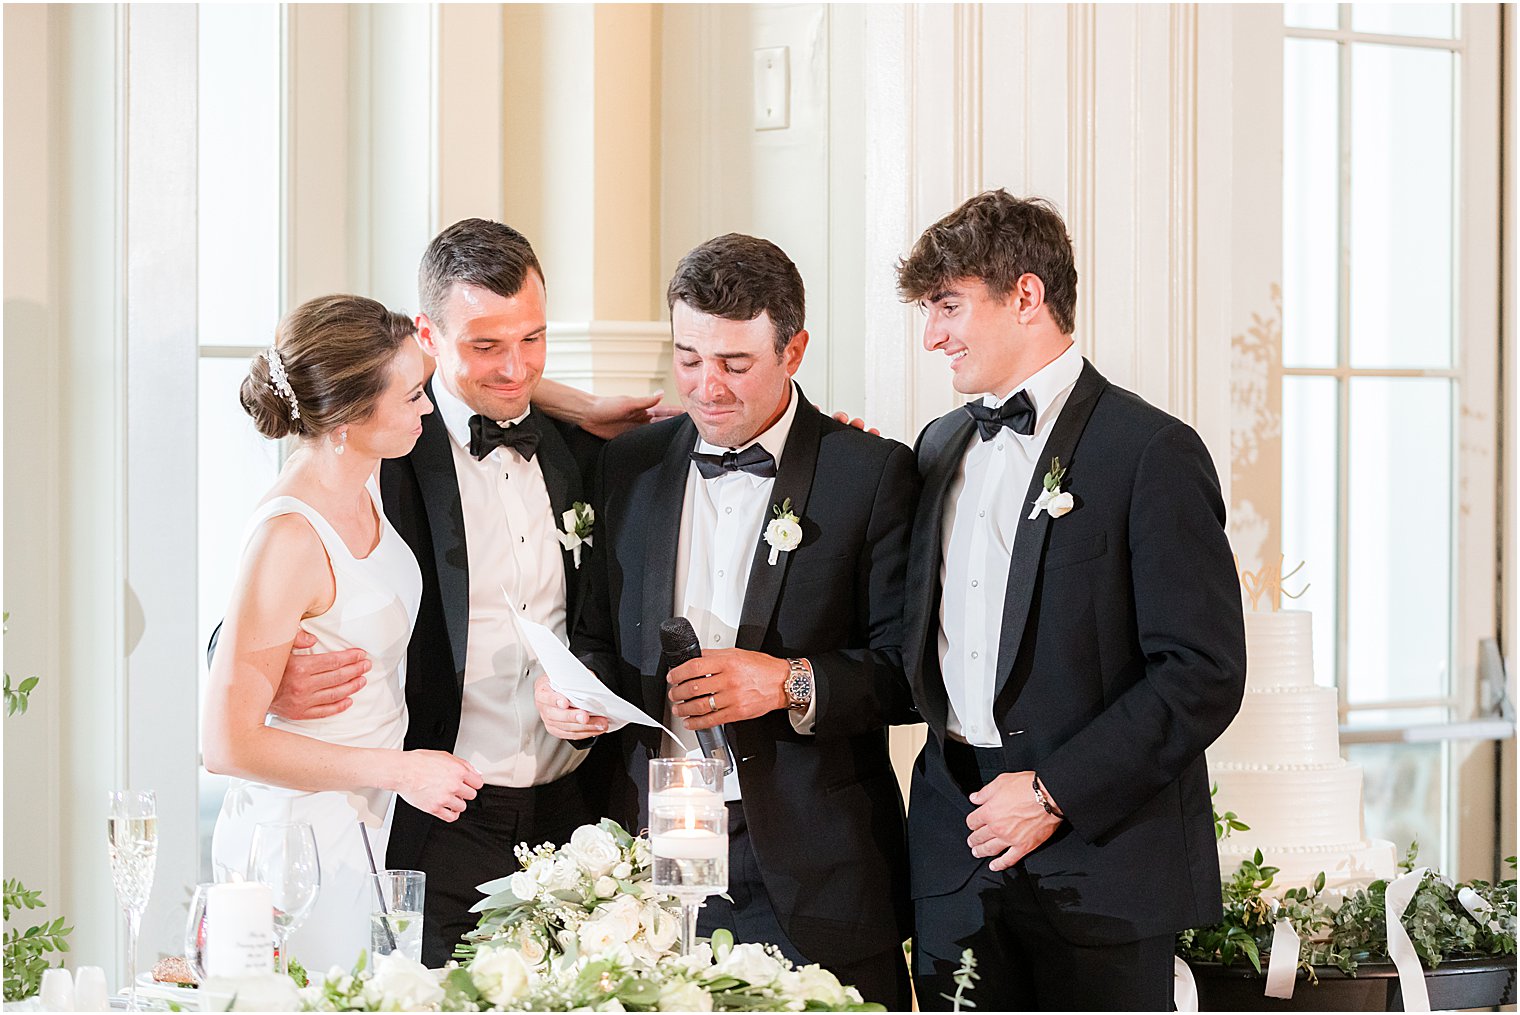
[897, 190, 1245, 1009]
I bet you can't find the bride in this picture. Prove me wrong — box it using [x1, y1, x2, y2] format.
[203, 294, 483, 971]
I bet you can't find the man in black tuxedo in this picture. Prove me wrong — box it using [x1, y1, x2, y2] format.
[536, 234, 918, 1008]
[898, 191, 1246, 1010]
[263, 218, 667, 965]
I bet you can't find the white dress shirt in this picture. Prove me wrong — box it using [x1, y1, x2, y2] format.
[938, 343, 1083, 747]
[431, 378, 583, 786]
[670, 382, 815, 801]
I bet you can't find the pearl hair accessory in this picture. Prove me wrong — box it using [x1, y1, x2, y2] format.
[265, 346, 300, 421]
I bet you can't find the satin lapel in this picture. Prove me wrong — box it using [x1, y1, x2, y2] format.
[410, 384, 471, 690]
[906, 412, 979, 733]
[993, 360, 1108, 702]
[640, 417, 699, 713]
[518, 411, 578, 613]
[736, 397, 822, 651]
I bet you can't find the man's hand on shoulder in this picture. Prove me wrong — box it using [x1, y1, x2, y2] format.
[826, 407, 881, 435]
[267, 629, 372, 720]
[668, 649, 789, 729]
[966, 770, 1064, 872]
[533, 377, 681, 440]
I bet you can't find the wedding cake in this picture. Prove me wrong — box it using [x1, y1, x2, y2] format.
[1207, 608, 1397, 892]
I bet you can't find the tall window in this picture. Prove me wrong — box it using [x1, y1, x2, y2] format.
[1281, 3, 1499, 873]
[196, 3, 284, 877]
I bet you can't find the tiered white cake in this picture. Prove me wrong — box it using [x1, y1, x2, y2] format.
[1207, 609, 1397, 892]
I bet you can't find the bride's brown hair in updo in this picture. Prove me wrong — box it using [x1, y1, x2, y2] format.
[240, 294, 418, 441]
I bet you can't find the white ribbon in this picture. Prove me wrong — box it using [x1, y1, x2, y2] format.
[1264, 916, 1302, 999]
[1172, 955, 1200, 1013]
[1384, 866, 1432, 1012]
[1457, 886, 1501, 933]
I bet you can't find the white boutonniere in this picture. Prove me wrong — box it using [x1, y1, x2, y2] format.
[763, 497, 802, 566]
[557, 501, 595, 568]
[1029, 456, 1075, 520]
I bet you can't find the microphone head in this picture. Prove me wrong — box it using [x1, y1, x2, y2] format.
[659, 617, 702, 656]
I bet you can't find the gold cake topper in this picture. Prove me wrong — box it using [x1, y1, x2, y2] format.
[1234, 555, 1309, 612]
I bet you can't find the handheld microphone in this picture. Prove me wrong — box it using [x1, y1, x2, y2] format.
[659, 617, 733, 774]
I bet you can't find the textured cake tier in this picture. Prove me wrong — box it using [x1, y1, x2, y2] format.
[1219, 838, 1399, 895]
[1243, 609, 1315, 689]
[1208, 761, 1366, 848]
[1207, 685, 1341, 767]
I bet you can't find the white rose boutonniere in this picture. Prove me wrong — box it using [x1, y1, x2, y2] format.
[1029, 456, 1075, 520]
[558, 501, 595, 568]
[763, 497, 802, 566]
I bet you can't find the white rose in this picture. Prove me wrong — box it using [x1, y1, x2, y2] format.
[786, 965, 848, 1006]
[516, 925, 549, 966]
[659, 980, 714, 1012]
[640, 903, 679, 954]
[711, 942, 784, 987]
[547, 856, 584, 892]
[668, 942, 714, 977]
[509, 870, 539, 902]
[368, 951, 444, 1011]
[612, 861, 633, 880]
[594, 876, 619, 898]
[566, 825, 622, 879]
[766, 517, 803, 552]
[1048, 490, 1075, 518]
[471, 945, 532, 1006]
[529, 855, 557, 886]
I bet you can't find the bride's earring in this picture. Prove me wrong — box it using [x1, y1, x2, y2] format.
[333, 429, 348, 455]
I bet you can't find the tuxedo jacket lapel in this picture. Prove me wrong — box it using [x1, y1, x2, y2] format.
[411, 383, 471, 690]
[993, 360, 1108, 704]
[736, 397, 822, 651]
[908, 412, 978, 733]
[640, 417, 699, 712]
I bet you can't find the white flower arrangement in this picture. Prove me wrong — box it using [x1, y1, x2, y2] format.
[297, 819, 881, 1012]
[763, 498, 802, 566]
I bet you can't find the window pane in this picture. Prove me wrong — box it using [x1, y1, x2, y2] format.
[1349, 44, 1455, 369]
[1283, 39, 1340, 369]
[1349, 741, 1447, 873]
[1351, 4, 1455, 40]
[1281, 376, 1339, 689]
[1285, 4, 1339, 31]
[1346, 377, 1452, 705]
[198, 4, 281, 348]
[197, 356, 283, 877]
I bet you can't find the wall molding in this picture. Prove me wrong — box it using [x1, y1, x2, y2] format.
[1168, 3, 1199, 423]
[544, 320, 669, 396]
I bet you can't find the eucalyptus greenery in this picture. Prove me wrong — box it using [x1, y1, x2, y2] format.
[3, 880, 72, 1002]
[1177, 846, 1517, 980]
[2, 615, 72, 1002]
[940, 948, 979, 1012]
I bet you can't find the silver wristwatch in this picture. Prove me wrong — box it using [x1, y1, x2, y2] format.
[784, 658, 814, 711]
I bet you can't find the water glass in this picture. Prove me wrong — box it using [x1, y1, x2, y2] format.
[367, 870, 425, 962]
[38, 967, 73, 1011]
[247, 821, 320, 974]
[184, 882, 213, 981]
[107, 789, 158, 1010]
[73, 966, 108, 1011]
[649, 758, 727, 955]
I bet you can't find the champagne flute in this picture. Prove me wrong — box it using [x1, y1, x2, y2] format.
[246, 822, 320, 975]
[107, 790, 158, 1010]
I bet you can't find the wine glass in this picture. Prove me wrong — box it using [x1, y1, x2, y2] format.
[107, 790, 158, 1010]
[246, 822, 320, 975]
[184, 882, 213, 982]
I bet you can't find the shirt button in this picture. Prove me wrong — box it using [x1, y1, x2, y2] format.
[725, 507, 733, 514]
[971, 651, 980, 660]
[717, 569, 725, 578]
[979, 510, 986, 518]
[520, 535, 525, 543]
[995, 443, 1004, 452]
[714, 634, 723, 644]
[521, 604, 527, 611]
[971, 579, 979, 588]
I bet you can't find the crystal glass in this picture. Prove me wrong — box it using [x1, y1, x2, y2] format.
[184, 882, 214, 982]
[368, 870, 425, 962]
[246, 821, 320, 975]
[107, 790, 158, 1011]
[649, 758, 727, 955]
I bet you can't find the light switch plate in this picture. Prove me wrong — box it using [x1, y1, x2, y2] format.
[753, 46, 789, 131]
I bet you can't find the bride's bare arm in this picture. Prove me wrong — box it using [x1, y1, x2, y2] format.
[201, 516, 482, 820]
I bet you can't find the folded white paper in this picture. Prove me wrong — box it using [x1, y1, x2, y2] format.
[513, 613, 682, 745]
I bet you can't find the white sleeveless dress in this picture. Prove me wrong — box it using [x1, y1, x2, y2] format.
[211, 479, 421, 973]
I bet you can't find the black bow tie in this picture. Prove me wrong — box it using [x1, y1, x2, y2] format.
[468, 415, 539, 461]
[690, 444, 777, 480]
[965, 389, 1037, 441]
